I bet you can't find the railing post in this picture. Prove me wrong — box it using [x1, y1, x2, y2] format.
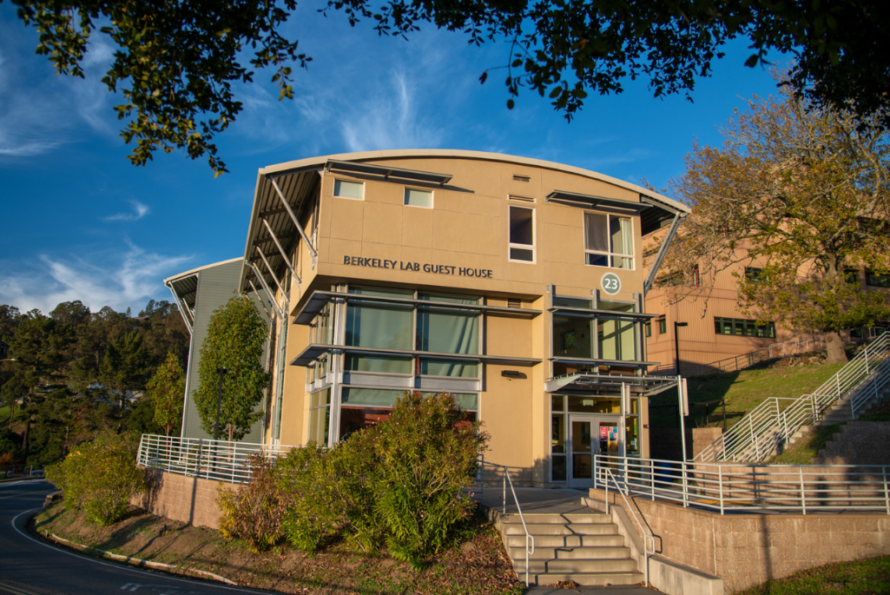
[884, 467, 889, 516]
[681, 459, 689, 508]
[718, 465, 724, 515]
[502, 472, 506, 515]
[799, 467, 807, 515]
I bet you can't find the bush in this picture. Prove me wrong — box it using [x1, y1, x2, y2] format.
[268, 392, 487, 566]
[368, 392, 488, 566]
[217, 453, 288, 552]
[45, 433, 146, 526]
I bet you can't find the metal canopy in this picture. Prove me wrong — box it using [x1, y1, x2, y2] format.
[293, 290, 543, 325]
[291, 344, 541, 367]
[326, 160, 452, 186]
[545, 190, 683, 236]
[545, 373, 679, 395]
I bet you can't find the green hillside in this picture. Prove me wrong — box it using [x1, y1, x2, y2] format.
[649, 361, 845, 430]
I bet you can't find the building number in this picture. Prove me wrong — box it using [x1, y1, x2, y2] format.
[601, 273, 621, 295]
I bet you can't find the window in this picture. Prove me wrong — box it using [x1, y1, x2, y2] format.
[509, 205, 535, 262]
[333, 179, 363, 200]
[342, 287, 481, 378]
[551, 298, 640, 372]
[866, 270, 890, 288]
[404, 187, 432, 208]
[691, 265, 701, 287]
[714, 317, 776, 338]
[845, 269, 859, 284]
[657, 272, 684, 287]
[584, 212, 633, 269]
[645, 322, 652, 338]
[658, 317, 666, 334]
[745, 267, 766, 283]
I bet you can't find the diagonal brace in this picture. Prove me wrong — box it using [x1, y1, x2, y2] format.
[261, 217, 301, 287]
[248, 262, 285, 320]
[270, 178, 318, 267]
[643, 212, 685, 297]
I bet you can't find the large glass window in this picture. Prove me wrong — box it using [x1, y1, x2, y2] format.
[307, 388, 331, 446]
[714, 317, 776, 338]
[509, 206, 535, 262]
[584, 212, 634, 269]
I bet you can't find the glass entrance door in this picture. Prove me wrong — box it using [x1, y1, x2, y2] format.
[568, 415, 621, 488]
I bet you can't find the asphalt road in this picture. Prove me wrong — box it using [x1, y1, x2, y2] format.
[0, 480, 273, 595]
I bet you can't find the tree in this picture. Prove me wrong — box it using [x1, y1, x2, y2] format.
[146, 352, 185, 436]
[664, 80, 890, 364]
[10, 0, 889, 175]
[194, 296, 268, 441]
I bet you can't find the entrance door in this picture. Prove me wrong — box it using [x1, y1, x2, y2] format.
[568, 415, 620, 488]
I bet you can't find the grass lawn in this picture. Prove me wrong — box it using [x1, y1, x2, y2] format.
[650, 360, 845, 430]
[736, 556, 890, 594]
[0, 405, 9, 424]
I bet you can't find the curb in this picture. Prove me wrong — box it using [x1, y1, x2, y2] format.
[44, 531, 238, 586]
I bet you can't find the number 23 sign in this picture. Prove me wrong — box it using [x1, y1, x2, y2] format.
[601, 272, 621, 295]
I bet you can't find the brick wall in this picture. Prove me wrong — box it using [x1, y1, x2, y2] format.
[132, 468, 236, 529]
[590, 487, 890, 593]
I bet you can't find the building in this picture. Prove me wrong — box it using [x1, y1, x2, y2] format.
[165, 258, 267, 442]
[641, 229, 890, 376]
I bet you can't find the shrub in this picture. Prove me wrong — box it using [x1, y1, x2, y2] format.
[217, 453, 288, 552]
[45, 433, 146, 526]
[367, 392, 488, 567]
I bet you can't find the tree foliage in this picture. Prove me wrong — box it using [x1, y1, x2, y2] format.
[9, 0, 889, 174]
[194, 296, 269, 441]
[146, 352, 185, 436]
[663, 78, 890, 363]
[0, 299, 190, 463]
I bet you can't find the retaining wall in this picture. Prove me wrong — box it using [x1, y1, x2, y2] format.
[132, 468, 234, 529]
[589, 487, 890, 593]
[816, 422, 890, 465]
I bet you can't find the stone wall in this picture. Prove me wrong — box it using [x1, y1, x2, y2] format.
[589, 487, 890, 593]
[132, 468, 234, 529]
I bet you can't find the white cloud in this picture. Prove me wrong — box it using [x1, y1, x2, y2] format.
[104, 200, 150, 222]
[0, 243, 193, 315]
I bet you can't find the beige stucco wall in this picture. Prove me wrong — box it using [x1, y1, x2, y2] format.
[254, 154, 673, 485]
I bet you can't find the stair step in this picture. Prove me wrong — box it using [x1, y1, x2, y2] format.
[501, 522, 617, 536]
[502, 512, 608, 524]
[507, 545, 630, 560]
[531, 571, 643, 586]
[505, 534, 625, 548]
[513, 558, 638, 573]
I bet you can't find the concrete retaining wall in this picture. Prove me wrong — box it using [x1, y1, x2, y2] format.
[589, 487, 890, 593]
[132, 468, 234, 529]
[817, 422, 890, 465]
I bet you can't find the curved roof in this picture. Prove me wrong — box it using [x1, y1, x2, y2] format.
[240, 150, 690, 292]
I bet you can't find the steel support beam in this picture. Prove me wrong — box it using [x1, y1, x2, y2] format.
[255, 246, 288, 301]
[261, 217, 300, 286]
[247, 279, 273, 321]
[270, 178, 318, 267]
[248, 262, 285, 320]
[643, 213, 685, 296]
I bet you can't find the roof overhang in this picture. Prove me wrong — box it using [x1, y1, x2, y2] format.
[545, 373, 680, 396]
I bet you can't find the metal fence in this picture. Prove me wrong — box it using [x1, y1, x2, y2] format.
[594, 455, 890, 515]
[695, 331, 890, 463]
[137, 434, 295, 484]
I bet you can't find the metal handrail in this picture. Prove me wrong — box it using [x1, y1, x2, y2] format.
[597, 465, 657, 587]
[596, 454, 890, 515]
[479, 460, 535, 586]
[137, 434, 295, 483]
[695, 331, 890, 463]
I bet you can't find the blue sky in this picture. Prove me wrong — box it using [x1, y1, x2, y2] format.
[0, 3, 785, 315]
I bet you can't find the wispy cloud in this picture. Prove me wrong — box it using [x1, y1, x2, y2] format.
[104, 200, 150, 222]
[0, 242, 193, 315]
[0, 17, 118, 159]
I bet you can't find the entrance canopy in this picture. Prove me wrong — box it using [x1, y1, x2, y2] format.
[545, 373, 679, 397]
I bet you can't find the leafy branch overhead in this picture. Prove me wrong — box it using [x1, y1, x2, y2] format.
[11, 0, 889, 174]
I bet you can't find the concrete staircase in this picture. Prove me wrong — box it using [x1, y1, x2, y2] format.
[779, 379, 890, 454]
[497, 511, 643, 586]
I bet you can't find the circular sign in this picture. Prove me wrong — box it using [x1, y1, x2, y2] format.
[601, 272, 621, 295]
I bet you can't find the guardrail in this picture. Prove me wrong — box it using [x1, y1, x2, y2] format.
[600, 465, 657, 586]
[594, 454, 890, 515]
[696, 331, 890, 463]
[137, 434, 294, 484]
[476, 459, 535, 586]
